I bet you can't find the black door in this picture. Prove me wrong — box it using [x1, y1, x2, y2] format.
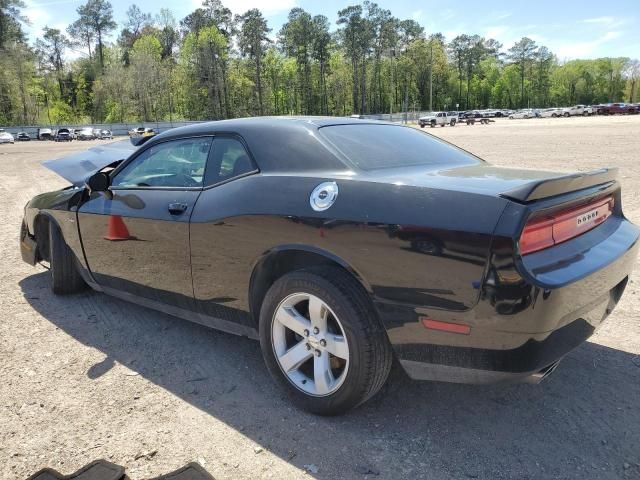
[77, 136, 213, 310]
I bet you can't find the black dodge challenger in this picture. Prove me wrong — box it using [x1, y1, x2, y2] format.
[20, 117, 639, 415]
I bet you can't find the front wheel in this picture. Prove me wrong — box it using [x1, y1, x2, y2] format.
[49, 222, 86, 294]
[259, 267, 393, 415]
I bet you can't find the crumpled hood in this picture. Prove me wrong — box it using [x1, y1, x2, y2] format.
[42, 140, 137, 187]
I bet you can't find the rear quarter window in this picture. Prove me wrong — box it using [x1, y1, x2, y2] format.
[319, 124, 481, 170]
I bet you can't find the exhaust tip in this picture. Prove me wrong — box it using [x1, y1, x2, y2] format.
[524, 361, 561, 384]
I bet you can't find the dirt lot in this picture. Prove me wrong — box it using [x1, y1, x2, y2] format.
[2, 116, 640, 480]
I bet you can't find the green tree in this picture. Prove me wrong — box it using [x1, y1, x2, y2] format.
[181, 25, 229, 119]
[508, 37, 538, 107]
[36, 27, 68, 97]
[238, 8, 270, 115]
[0, 0, 26, 47]
[280, 7, 316, 114]
[76, 0, 117, 71]
[448, 34, 471, 107]
[336, 3, 374, 114]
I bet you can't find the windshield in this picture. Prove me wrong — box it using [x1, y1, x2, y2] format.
[319, 124, 481, 171]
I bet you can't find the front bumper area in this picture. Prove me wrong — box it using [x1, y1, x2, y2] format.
[20, 220, 38, 265]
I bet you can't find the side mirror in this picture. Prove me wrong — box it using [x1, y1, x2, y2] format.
[87, 171, 111, 192]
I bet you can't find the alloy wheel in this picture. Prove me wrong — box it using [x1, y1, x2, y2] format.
[271, 293, 349, 396]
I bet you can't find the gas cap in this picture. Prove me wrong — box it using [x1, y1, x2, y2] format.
[310, 182, 339, 211]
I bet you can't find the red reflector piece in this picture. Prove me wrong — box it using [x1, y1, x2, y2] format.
[420, 317, 471, 335]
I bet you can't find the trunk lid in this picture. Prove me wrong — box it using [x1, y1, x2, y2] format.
[359, 164, 617, 202]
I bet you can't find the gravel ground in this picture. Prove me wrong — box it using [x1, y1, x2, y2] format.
[2, 116, 640, 480]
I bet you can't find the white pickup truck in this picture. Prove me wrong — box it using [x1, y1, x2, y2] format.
[562, 105, 595, 117]
[418, 111, 458, 128]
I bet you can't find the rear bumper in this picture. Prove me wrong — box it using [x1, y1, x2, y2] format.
[384, 217, 639, 384]
[400, 359, 561, 384]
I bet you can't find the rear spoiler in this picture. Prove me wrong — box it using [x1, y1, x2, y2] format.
[500, 167, 618, 203]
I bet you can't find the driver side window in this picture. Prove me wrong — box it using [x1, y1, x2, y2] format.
[112, 137, 213, 188]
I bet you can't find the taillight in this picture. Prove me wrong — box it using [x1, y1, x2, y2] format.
[520, 196, 614, 255]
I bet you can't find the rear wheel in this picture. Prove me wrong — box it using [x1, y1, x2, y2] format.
[49, 222, 86, 295]
[259, 267, 393, 415]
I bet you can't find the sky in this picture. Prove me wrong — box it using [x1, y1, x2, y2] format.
[21, 0, 640, 61]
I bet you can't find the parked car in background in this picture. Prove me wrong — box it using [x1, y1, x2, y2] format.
[54, 128, 73, 142]
[597, 103, 637, 115]
[97, 129, 113, 140]
[419, 111, 458, 128]
[482, 109, 499, 118]
[458, 111, 483, 120]
[129, 127, 156, 137]
[15, 132, 31, 141]
[509, 109, 535, 119]
[562, 105, 594, 117]
[0, 129, 14, 144]
[77, 127, 96, 140]
[37, 128, 53, 140]
[129, 127, 145, 136]
[539, 108, 563, 118]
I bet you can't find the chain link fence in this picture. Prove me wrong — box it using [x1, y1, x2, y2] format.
[0, 120, 205, 138]
[1, 113, 438, 138]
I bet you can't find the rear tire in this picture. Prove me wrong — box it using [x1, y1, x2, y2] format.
[259, 267, 393, 415]
[49, 222, 86, 295]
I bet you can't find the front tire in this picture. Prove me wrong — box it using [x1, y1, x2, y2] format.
[259, 267, 392, 415]
[49, 222, 86, 295]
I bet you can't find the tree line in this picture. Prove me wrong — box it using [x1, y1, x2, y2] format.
[1, 0, 639, 125]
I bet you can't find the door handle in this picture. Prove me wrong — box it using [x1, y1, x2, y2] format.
[168, 202, 188, 215]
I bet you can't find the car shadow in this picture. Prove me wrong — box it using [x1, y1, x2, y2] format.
[19, 272, 640, 479]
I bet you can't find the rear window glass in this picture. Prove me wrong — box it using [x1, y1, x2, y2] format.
[319, 124, 481, 170]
